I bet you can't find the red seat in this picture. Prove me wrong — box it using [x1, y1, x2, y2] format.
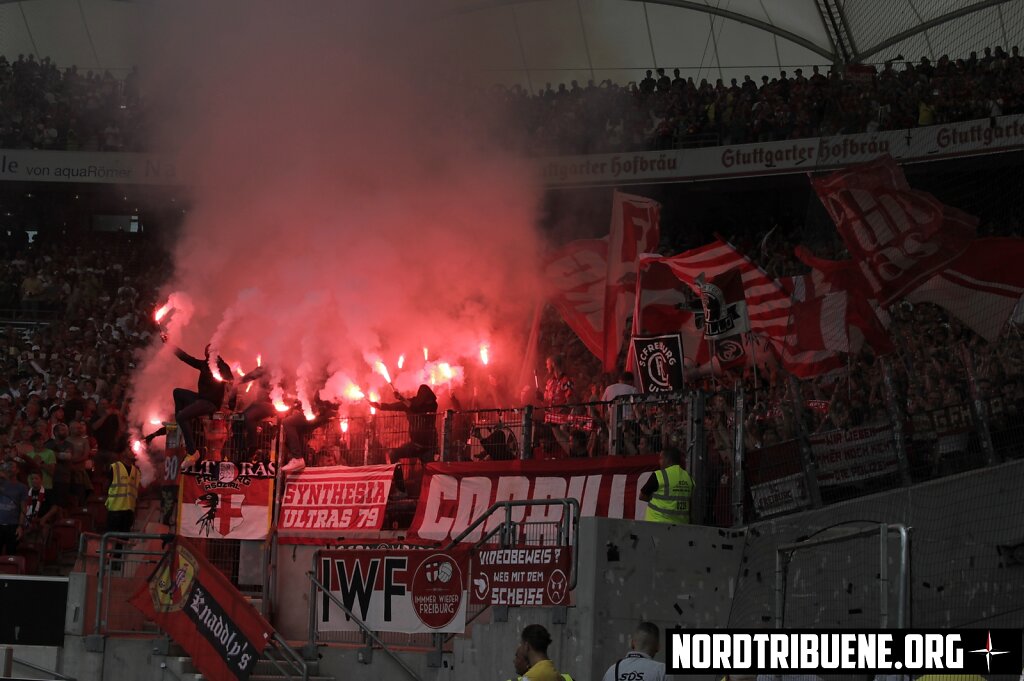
[69, 508, 95, 533]
[0, 555, 26, 575]
[16, 543, 42, 574]
[52, 518, 82, 554]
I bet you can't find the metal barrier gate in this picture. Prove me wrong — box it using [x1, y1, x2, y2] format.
[775, 523, 910, 629]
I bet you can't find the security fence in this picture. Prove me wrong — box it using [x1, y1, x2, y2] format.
[168, 366, 1024, 533]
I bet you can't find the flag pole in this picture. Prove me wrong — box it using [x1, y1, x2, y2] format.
[749, 334, 759, 391]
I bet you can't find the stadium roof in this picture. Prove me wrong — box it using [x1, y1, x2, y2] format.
[433, 0, 1024, 89]
[1, 0, 1021, 88]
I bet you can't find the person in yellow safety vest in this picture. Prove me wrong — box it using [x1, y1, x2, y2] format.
[105, 446, 141, 570]
[639, 445, 693, 524]
[507, 624, 573, 681]
[507, 643, 574, 681]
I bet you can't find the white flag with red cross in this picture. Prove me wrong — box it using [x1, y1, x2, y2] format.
[177, 460, 274, 540]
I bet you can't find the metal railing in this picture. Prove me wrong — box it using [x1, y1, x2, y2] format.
[10, 655, 76, 681]
[262, 633, 309, 681]
[93, 531, 173, 636]
[776, 523, 910, 629]
[304, 498, 579, 658]
[305, 570, 424, 681]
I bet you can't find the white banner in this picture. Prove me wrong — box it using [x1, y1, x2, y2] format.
[811, 425, 899, 487]
[316, 549, 468, 634]
[749, 473, 811, 517]
[539, 115, 1024, 187]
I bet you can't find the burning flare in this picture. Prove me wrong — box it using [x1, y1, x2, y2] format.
[369, 389, 380, 415]
[397, 354, 405, 370]
[339, 418, 349, 433]
[274, 400, 289, 413]
[423, 347, 429, 361]
[373, 360, 391, 383]
[154, 302, 173, 323]
[344, 383, 365, 401]
[479, 343, 489, 366]
[131, 439, 144, 455]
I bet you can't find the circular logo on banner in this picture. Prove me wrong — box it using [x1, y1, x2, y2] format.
[218, 461, 238, 484]
[150, 544, 198, 613]
[546, 569, 568, 604]
[716, 338, 744, 362]
[410, 553, 464, 629]
[641, 344, 675, 389]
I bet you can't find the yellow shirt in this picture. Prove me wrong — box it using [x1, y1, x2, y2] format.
[523, 659, 561, 681]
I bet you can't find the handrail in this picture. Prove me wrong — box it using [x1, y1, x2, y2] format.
[263, 632, 309, 681]
[442, 498, 581, 589]
[306, 571, 424, 681]
[94, 532, 175, 635]
[12, 655, 77, 681]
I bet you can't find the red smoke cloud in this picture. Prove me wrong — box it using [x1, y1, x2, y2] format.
[130, 1, 545, 433]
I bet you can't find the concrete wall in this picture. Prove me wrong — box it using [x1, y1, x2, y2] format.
[50, 459, 1024, 681]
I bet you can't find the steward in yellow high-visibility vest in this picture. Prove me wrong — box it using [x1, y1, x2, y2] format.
[640, 446, 693, 524]
[106, 449, 141, 521]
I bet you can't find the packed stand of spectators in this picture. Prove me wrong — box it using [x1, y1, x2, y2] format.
[490, 46, 1024, 155]
[0, 231, 169, 572]
[0, 54, 141, 152]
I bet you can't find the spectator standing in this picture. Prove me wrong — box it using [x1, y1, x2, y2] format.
[370, 385, 438, 494]
[26, 432, 56, 496]
[0, 460, 27, 555]
[601, 621, 666, 681]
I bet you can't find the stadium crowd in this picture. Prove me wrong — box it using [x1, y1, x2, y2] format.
[2, 47, 1024, 155]
[0, 54, 140, 152]
[486, 47, 1024, 155]
[2, 46, 1024, 571]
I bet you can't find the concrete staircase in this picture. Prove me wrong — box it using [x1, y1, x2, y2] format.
[155, 641, 333, 681]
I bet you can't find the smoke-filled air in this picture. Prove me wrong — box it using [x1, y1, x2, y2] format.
[129, 1, 546, 440]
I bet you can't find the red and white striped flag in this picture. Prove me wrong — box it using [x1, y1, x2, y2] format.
[603, 191, 661, 370]
[811, 156, 977, 306]
[651, 238, 791, 337]
[907, 237, 1024, 341]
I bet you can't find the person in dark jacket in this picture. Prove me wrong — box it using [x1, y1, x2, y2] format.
[370, 384, 438, 493]
[162, 335, 232, 470]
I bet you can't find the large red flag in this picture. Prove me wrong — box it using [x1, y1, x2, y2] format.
[603, 191, 661, 370]
[131, 537, 273, 681]
[789, 291, 894, 356]
[811, 156, 977, 306]
[907, 237, 1024, 341]
[543, 192, 660, 370]
[543, 238, 608, 360]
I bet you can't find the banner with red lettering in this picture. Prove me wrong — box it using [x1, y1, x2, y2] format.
[177, 460, 274, 540]
[811, 156, 977, 306]
[411, 456, 659, 544]
[470, 546, 572, 607]
[130, 537, 273, 681]
[810, 425, 899, 486]
[278, 464, 395, 544]
[315, 548, 469, 634]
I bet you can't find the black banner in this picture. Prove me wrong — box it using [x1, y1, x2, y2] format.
[185, 582, 261, 681]
[632, 333, 685, 393]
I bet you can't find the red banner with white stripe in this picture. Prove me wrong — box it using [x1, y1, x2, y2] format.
[131, 538, 273, 681]
[278, 464, 396, 543]
[177, 461, 274, 540]
[410, 456, 659, 544]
